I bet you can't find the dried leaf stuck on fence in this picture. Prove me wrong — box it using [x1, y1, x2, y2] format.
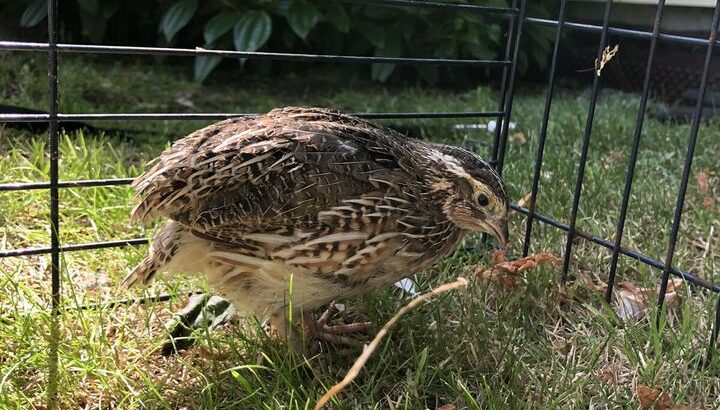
[517, 192, 534, 209]
[595, 44, 619, 77]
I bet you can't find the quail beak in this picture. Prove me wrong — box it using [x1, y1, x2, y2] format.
[489, 220, 509, 249]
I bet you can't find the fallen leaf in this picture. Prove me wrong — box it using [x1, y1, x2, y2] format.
[607, 150, 624, 162]
[599, 369, 615, 385]
[175, 93, 195, 108]
[597, 279, 683, 321]
[696, 171, 711, 192]
[491, 249, 508, 266]
[636, 385, 672, 410]
[198, 346, 230, 361]
[476, 250, 561, 288]
[436, 405, 456, 410]
[702, 196, 714, 209]
[517, 192, 534, 209]
[509, 131, 526, 144]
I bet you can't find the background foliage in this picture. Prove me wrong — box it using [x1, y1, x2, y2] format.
[9, 0, 557, 85]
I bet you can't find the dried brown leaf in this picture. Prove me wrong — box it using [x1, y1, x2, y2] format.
[702, 196, 714, 209]
[608, 150, 624, 162]
[475, 251, 561, 288]
[637, 384, 672, 410]
[595, 44, 619, 77]
[594, 279, 683, 321]
[517, 192, 534, 209]
[436, 405, 456, 410]
[696, 171, 711, 192]
[509, 131, 526, 144]
[598, 369, 615, 385]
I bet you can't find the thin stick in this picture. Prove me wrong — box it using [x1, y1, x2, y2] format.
[314, 277, 469, 409]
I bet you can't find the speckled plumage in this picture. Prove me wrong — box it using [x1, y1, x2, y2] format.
[124, 106, 508, 340]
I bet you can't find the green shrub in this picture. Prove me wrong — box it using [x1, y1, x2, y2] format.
[12, 0, 558, 84]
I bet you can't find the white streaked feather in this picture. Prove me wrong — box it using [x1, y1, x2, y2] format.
[242, 233, 299, 245]
[208, 251, 267, 267]
[299, 232, 368, 248]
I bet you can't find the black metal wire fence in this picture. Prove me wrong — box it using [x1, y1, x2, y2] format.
[0, 0, 719, 403]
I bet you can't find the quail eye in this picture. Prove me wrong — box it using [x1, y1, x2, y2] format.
[477, 194, 489, 207]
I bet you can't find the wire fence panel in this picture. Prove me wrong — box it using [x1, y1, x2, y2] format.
[1, 0, 719, 405]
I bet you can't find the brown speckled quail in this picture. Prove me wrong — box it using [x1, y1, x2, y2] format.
[122, 107, 509, 348]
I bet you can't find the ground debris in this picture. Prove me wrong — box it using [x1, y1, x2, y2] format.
[637, 385, 673, 410]
[635, 384, 701, 410]
[593, 279, 683, 321]
[475, 250, 561, 288]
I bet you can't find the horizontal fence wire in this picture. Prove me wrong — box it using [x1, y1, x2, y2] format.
[0, 111, 505, 122]
[0, 238, 148, 258]
[332, 0, 518, 13]
[0, 42, 510, 67]
[0, 178, 135, 191]
[511, 205, 720, 293]
[527, 17, 720, 49]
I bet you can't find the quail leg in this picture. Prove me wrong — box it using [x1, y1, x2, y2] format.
[303, 302, 373, 355]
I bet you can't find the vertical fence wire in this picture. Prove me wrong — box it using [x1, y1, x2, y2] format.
[560, 0, 614, 281]
[491, 0, 518, 165]
[46, 0, 61, 406]
[709, 296, 720, 362]
[657, 1, 720, 319]
[495, 0, 527, 176]
[604, 0, 666, 302]
[522, 0, 567, 257]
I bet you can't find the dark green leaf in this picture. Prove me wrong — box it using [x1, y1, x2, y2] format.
[466, 41, 493, 60]
[417, 66, 439, 85]
[100, 0, 121, 19]
[204, 12, 239, 44]
[354, 21, 384, 49]
[233, 11, 272, 52]
[160, 0, 198, 42]
[20, 0, 48, 28]
[79, 8, 108, 43]
[194, 55, 222, 83]
[371, 35, 401, 83]
[487, 24, 502, 45]
[287, 1, 321, 40]
[76, 0, 98, 14]
[323, 2, 349, 33]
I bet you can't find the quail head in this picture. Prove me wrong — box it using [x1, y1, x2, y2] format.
[123, 107, 509, 347]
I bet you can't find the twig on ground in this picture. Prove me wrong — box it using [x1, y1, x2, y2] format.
[314, 277, 469, 409]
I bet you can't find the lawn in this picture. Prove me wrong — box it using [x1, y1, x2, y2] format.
[1, 51, 719, 409]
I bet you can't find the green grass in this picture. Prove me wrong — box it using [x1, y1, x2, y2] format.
[1, 51, 720, 409]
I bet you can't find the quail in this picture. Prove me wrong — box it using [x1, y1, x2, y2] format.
[123, 107, 509, 348]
